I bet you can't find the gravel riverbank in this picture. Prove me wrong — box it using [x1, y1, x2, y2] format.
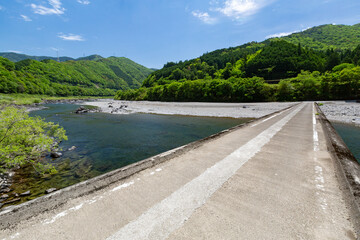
[83, 100, 297, 118]
[319, 101, 360, 126]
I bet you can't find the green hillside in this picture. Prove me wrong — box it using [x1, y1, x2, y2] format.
[279, 24, 360, 51]
[76, 54, 104, 61]
[116, 23, 360, 102]
[0, 52, 74, 62]
[0, 56, 153, 96]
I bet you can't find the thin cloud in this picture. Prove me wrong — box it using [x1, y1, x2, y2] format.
[31, 0, 65, 15]
[77, 0, 90, 5]
[266, 31, 295, 39]
[216, 0, 275, 20]
[7, 50, 22, 54]
[266, 27, 311, 39]
[192, 11, 217, 24]
[0, 5, 3, 10]
[58, 33, 85, 41]
[20, 15, 32, 22]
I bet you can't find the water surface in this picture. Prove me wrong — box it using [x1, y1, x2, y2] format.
[7, 103, 250, 205]
[332, 122, 360, 163]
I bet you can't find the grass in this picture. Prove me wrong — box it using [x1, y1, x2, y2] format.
[0, 93, 113, 106]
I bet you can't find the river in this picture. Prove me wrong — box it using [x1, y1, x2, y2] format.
[332, 122, 360, 163]
[4, 103, 250, 206]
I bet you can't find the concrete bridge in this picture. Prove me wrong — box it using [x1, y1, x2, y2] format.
[1, 102, 360, 239]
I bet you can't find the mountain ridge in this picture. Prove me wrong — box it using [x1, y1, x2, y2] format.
[0, 55, 153, 96]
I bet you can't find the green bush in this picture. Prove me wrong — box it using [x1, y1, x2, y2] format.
[0, 107, 67, 174]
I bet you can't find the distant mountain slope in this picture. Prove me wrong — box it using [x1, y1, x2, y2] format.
[0, 52, 74, 62]
[142, 23, 360, 88]
[0, 56, 153, 96]
[99, 57, 153, 88]
[76, 54, 104, 61]
[279, 24, 360, 51]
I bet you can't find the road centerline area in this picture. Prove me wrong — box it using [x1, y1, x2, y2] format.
[106, 104, 305, 240]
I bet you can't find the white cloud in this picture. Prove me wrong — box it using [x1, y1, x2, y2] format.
[31, 0, 65, 15]
[7, 50, 22, 54]
[216, 0, 274, 20]
[77, 0, 90, 5]
[20, 15, 32, 22]
[192, 11, 217, 24]
[58, 33, 85, 41]
[51, 47, 59, 51]
[266, 31, 295, 39]
[266, 26, 311, 39]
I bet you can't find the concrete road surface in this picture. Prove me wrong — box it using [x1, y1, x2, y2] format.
[0, 103, 357, 239]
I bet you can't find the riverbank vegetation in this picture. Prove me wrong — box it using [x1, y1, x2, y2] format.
[0, 107, 67, 174]
[0, 93, 110, 105]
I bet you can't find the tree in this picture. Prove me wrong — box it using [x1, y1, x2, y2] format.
[0, 107, 67, 174]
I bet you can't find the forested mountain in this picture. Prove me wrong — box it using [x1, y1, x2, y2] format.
[1, 52, 116, 62]
[0, 52, 74, 62]
[0, 56, 153, 96]
[76, 54, 104, 61]
[280, 24, 360, 51]
[115, 23, 360, 102]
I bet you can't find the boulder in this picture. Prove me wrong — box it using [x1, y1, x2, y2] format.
[75, 106, 88, 114]
[45, 188, 57, 194]
[0, 188, 11, 193]
[51, 152, 62, 158]
[5, 198, 20, 204]
[0, 194, 9, 199]
[68, 146, 76, 151]
[20, 191, 31, 197]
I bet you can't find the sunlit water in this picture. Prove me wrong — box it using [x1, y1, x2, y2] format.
[5, 103, 251, 206]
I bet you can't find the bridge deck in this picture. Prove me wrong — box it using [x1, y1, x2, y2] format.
[0, 103, 357, 239]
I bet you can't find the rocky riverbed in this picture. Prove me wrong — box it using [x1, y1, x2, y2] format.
[85, 100, 360, 125]
[319, 101, 360, 126]
[83, 100, 298, 118]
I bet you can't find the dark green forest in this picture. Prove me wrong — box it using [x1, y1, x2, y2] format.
[0, 56, 153, 96]
[114, 23, 360, 102]
[280, 23, 360, 51]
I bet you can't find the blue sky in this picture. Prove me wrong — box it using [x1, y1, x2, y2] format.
[0, 0, 360, 68]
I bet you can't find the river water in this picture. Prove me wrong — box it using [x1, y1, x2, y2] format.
[5, 103, 250, 205]
[332, 123, 360, 163]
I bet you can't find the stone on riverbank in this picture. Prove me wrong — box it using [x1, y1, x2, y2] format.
[45, 188, 57, 194]
[20, 191, 31, 197]
[51, 152, 62, 158]
[1, 194, 9, 200]
[5, 198, 21, 204]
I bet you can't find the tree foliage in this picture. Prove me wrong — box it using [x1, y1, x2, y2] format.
[280, 23, 360, 51]
[115, 65, 360, 102]
[0, 57, 153, 96]
[0, 107, 67, 174]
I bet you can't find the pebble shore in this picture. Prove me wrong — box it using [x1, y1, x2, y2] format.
[83, 100, 297, 119]
[319, 101, 360, 126]
[84, 100, 359, 126]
